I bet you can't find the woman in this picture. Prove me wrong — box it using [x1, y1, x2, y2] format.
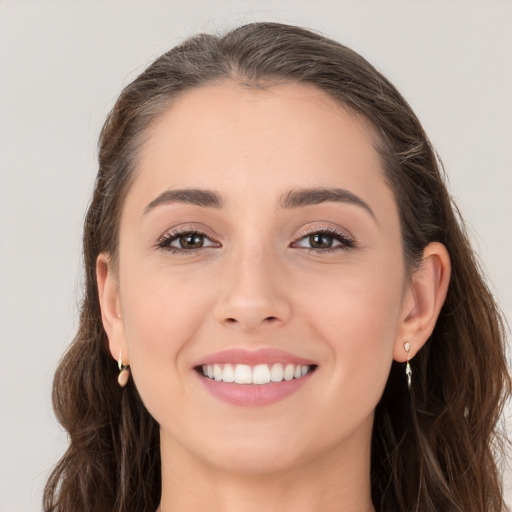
[43, 22, 511, 512]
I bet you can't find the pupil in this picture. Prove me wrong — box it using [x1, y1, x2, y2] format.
[180, 233, 203, 249]
[310, 233, 332, 248]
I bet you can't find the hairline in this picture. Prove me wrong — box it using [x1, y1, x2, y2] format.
[105, 77, 409, 274]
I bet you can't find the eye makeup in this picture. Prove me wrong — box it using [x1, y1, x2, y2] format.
[156, 226, 221, 255]
[291, 224, 355, 254]
[155, 222, 356, 256]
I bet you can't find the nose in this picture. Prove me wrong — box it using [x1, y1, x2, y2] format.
[213, 245, 292, 332]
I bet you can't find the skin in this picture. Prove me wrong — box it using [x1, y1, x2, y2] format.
[97, 83, 450, 512]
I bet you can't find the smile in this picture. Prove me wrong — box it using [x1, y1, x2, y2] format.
[193, 348, 318, 406]
[199, 363, 316, 384]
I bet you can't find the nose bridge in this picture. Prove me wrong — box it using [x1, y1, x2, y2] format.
[214, 237, 291, 331]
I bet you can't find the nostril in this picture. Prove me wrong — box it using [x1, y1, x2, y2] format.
[221, 315, 282, 330]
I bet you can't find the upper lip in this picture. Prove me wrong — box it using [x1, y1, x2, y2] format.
[193, 348, 316, 368]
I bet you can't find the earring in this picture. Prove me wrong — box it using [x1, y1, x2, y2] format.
[117, 349, 130, 387]
[404, 341, 412, 389]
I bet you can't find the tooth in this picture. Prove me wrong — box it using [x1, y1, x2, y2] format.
[284, 364, 295, 381]
[202, 362, 311, 384]
[213, 364, 222, 381]
[234, 364, 252, 384]
[222, 363, 235, 382]
[253, 364, 271, 385]
[270, 363, 284, 382]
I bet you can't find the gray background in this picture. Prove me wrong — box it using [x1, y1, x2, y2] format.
[0, 1, 510, 510]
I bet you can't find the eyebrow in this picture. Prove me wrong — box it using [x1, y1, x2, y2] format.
[143, 186, 375, 219]
[143, 188, 224, 214]
[278, 187, 375, 218]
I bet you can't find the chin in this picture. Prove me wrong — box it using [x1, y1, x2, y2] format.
[184, 423, 318, 476]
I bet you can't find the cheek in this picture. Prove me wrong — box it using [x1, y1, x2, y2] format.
[118, 265, 214, 386]
[118, 267, 221, 429]
[299, 260, 404, 343]
[297, 261, 404, 403]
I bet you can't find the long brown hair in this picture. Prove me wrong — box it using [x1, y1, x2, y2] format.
[43, 22, 511, 511]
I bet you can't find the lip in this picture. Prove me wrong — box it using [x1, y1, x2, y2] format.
[196, 373, 315, 407]
[192, 348, 316, 367]
[192, 348, 317, 407]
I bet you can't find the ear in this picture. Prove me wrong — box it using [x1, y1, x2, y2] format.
[394, 242, 451, 362]
[96, 252, 129, 365]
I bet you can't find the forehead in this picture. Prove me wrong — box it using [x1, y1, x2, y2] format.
[124, 82, 392, 216]
[144, 82, 376, 153]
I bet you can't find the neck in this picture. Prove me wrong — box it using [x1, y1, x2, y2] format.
[158, 422, 375, 512]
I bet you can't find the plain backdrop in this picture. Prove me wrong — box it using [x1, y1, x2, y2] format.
[0, 1, 510, 510]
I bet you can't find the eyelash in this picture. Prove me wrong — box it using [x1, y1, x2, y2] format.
[292, 226, 355, 253]
[156, 227, 219, 255]
[156, 226, 355, 255]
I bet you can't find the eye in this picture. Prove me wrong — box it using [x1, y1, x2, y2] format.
[173, 232, 207, 250]
[292, 227, 355, 252]
[157, 229, 220, 254]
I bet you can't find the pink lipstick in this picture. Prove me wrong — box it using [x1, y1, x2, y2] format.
[193, 348, 317, 407]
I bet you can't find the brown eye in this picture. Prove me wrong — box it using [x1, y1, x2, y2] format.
[292, 228, 355, 252]
[179, 233, 204, 249]
[309, 233, 334, 249]
[157, 229, 219, 253]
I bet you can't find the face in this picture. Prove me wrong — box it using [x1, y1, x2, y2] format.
[102, 83, 415, 475]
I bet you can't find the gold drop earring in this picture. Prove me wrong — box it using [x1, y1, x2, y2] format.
[118, 348, 131, 387]
[404, 341, 412, 389]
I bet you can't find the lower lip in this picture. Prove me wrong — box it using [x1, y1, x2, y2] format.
[196, 371, 315, 407]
